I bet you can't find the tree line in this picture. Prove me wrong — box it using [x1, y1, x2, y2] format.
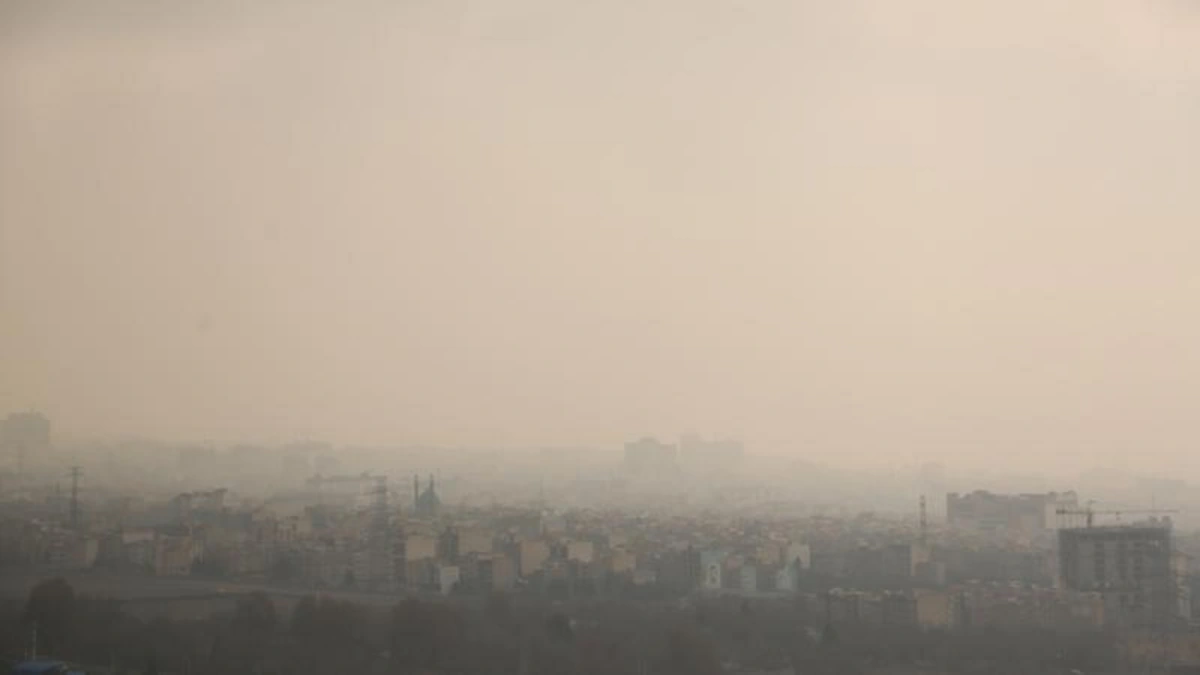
[1, 578, 1120, 674]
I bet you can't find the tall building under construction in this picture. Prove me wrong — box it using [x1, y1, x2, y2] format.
[1058, 521, 1190, 629]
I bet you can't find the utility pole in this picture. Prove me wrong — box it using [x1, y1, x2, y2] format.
[68, 466, 82, 529]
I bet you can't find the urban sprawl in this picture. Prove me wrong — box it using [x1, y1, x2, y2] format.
[4, 411, 1200, 674]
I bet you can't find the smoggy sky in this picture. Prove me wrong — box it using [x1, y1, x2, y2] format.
[2, 1, 1199, 471]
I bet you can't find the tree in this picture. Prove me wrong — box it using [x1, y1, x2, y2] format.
[23, 577, 76, 656]
[544, 613, 574, 644]
[269, 556, 298, 582]
[821, 622, 840, 647]
[484, 591, 513, 630]
[140, 617, 190, 675]
[390, 598, 467, 674]
[234, 592, 277, 637]
[290, 595, 369, 675]
[664, 629, 722, 675]
[211, 592, 278, 674]
[69, 593, 128, 667]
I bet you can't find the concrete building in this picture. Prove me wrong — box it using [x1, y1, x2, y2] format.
[679, 434, 743, 470]
[404, 558, 436, 590]
[566, 540, 595, 564]
[774, 564, 798, 592]
[404, 534, 438, 561]
[609, 548, 637, 575]
[947, 490, 1078, 534]
[477, 554, 516, 592]
[915, 560, 946, 587]
[700, 550, 727, 591]
[1, 411, 50, 452]
[518, 539, 550, 577]
[882, 543, 930, 579]
[632, 569, 658, 586]
[605, 531, 629, 548]
[122, 529, 156, 570]
[301, 545, 354, 587]
[171, 489, 228, 525]
[154, 531, 197, 576]
[623, 437, 677, 475]
[436, 564, 460, 595]
[1059, 523, 1185, 628]
[827, 589, 866, 623]
[914, 590, 958, 629]
[457, 528, 493, 556]
[540, 512, 567, 536]
[739, 564, 758, 594]
[783, 542, 811, 569]
[438, 526, 492, 562]
[46, 534, 98, 570]
[305, 473, 374, 508]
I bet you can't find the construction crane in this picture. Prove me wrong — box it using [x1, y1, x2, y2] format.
[1055, 500, 1178, 528]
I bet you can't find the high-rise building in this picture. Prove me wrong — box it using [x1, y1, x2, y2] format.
[947, 490, 1078, 534]
[623, 437, 677, 476]
[679, 434, 744, 468]
[365, 476, 393, 589]
[1058, 523, 1187, 628]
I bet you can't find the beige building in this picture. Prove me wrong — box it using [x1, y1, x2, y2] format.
[519, 539, 550, 577]
[154, 533, 197, 576]
[783, 542, 811, 569]
[609, 549, 637, 575]
[405, 534, 438, 561]
[457, 529, 493, 556]
[914, 590, 957, 629]
[47, 534, 98, 570]
[477, 554, 516, 592]
[566, 540, 595, 564]
[436, 565, 460, 594]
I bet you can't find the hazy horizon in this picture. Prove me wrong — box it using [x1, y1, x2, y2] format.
[4, 1, 1200, 475]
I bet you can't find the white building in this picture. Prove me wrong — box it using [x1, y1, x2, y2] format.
[700, 550, 727, 591]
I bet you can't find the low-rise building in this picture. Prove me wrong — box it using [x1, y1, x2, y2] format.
[477, 554, 516, 592]
[566, 540, 595, 564]
[609, 548, 637, 575]
[518, 539, 550, 577]
[405, 534, 438, 561]
[436, 564, 460, 594]
[154, 532, 197, 576]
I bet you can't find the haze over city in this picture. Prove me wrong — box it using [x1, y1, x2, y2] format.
[4, 1, 1200, 469]
[10, 3, 1200, 675]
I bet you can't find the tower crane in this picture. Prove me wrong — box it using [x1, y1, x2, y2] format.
[1055, 500, 1178, 528]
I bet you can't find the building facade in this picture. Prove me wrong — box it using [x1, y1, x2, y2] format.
[1058, 524, 1186, 628]
[947, 490, 1078, 535]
